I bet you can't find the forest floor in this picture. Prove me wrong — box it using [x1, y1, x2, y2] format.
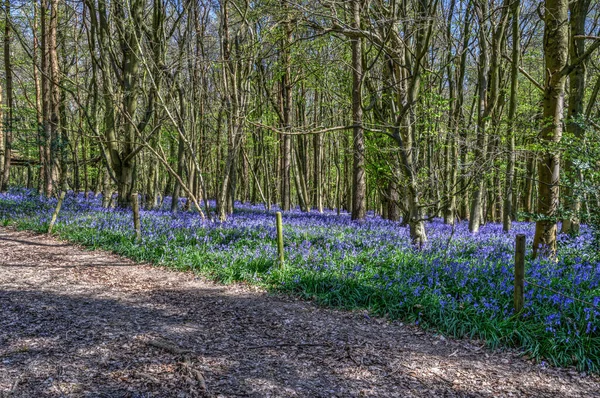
[0, 227, 599, 398]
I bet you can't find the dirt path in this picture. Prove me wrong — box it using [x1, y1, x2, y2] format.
[0, 227, 598, 398]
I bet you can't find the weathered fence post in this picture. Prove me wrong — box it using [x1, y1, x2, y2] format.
[514, 234, 526, 314]
[132, 193, 141, 243]
[48, 191, 66, 234]
[276, 211, 284, 268]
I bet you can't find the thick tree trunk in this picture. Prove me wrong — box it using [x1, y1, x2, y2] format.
[533, 0, 569, 258]
[560, 0, 591, 235]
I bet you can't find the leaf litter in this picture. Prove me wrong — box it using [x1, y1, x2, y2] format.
[0, 227, 598, 397]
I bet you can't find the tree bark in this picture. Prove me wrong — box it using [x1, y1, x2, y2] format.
[351, 0, 366, 220]
[1, 0, 13, 191]
[532, 0, 569, 258]
[560, 0, 592, 235]
[280, 2, 292, 211]
[504, 0, 520, 232]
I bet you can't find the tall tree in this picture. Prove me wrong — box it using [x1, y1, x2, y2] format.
[350, 0, 366, 220]
[560, 0, 592, 235]
[503, 0, 520, 232]
[534, 0, 600, 255]
[469, 0, 509, 233]
[532, 0, 569, 257]
[1, 0, 13, 191]
[280, 1, 293, 212]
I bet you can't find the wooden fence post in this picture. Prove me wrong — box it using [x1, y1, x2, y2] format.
[276, 211, 284, 268]
[48, 191, 66, 234]
[514, 234, 526, 314]
[132, 193, 141, 243]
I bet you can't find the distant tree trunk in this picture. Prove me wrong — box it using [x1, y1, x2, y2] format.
[386, 167, 401, 221]
[451, 1, 470, 223]
[470, 0, 509, 232]
[217, 0, 234, 220]
[443, 0, 457, 225]
[313, 97, 324, 213]
[533, 0, 569, 258]
[101, 168, 112, 208]
[522, 153, 534, 220]
[171, 89, 187, 214]
[469, 1, 490, 233]
[313, 134, 323, 213]
[216, 0, 253, 220]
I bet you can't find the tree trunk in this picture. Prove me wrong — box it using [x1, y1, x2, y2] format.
[532, 0, 569, 258]
[280, 2, 292, 211]
[1, 0, 13, 191]
[48, 0, 61, 193]
[504, 0, 520, 232]
[469, 1, 490, 233]
[560, 0, 591, 235]
[0, 85, 3, 187]
[351, 0, 366, 220]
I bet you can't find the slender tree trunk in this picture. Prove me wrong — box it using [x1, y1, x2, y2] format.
[469, 1, 490, 233]
[1, 0, 13, 191]
[41, 0, 55, 196]
[443, 0, 457, 225]
[0, 85, 3, 187]
[504, 0, 520, 232]
[522, 153, 535, 220]
[172, 87, 187, 214]
[280, 2, 292, 211]
[32, 3, 45, 194]
[351, 0, 366, 220]
[386, 163, 401, 221]
[49, 0, 61, 192]
[313, 92, 324, 212]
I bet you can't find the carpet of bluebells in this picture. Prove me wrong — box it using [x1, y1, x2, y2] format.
[1, 189, 599, 372]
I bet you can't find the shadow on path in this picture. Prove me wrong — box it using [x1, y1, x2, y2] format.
[0, 227, 598, 398]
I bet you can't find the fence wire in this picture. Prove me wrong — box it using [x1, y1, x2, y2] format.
[524, 278, 599, 309]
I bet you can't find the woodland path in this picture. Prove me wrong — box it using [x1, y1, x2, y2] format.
[0, 227, 598, 398]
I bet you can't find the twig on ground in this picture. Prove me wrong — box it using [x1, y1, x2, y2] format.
[141, 336, 192, 355]
[247, 342, 331, 350]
